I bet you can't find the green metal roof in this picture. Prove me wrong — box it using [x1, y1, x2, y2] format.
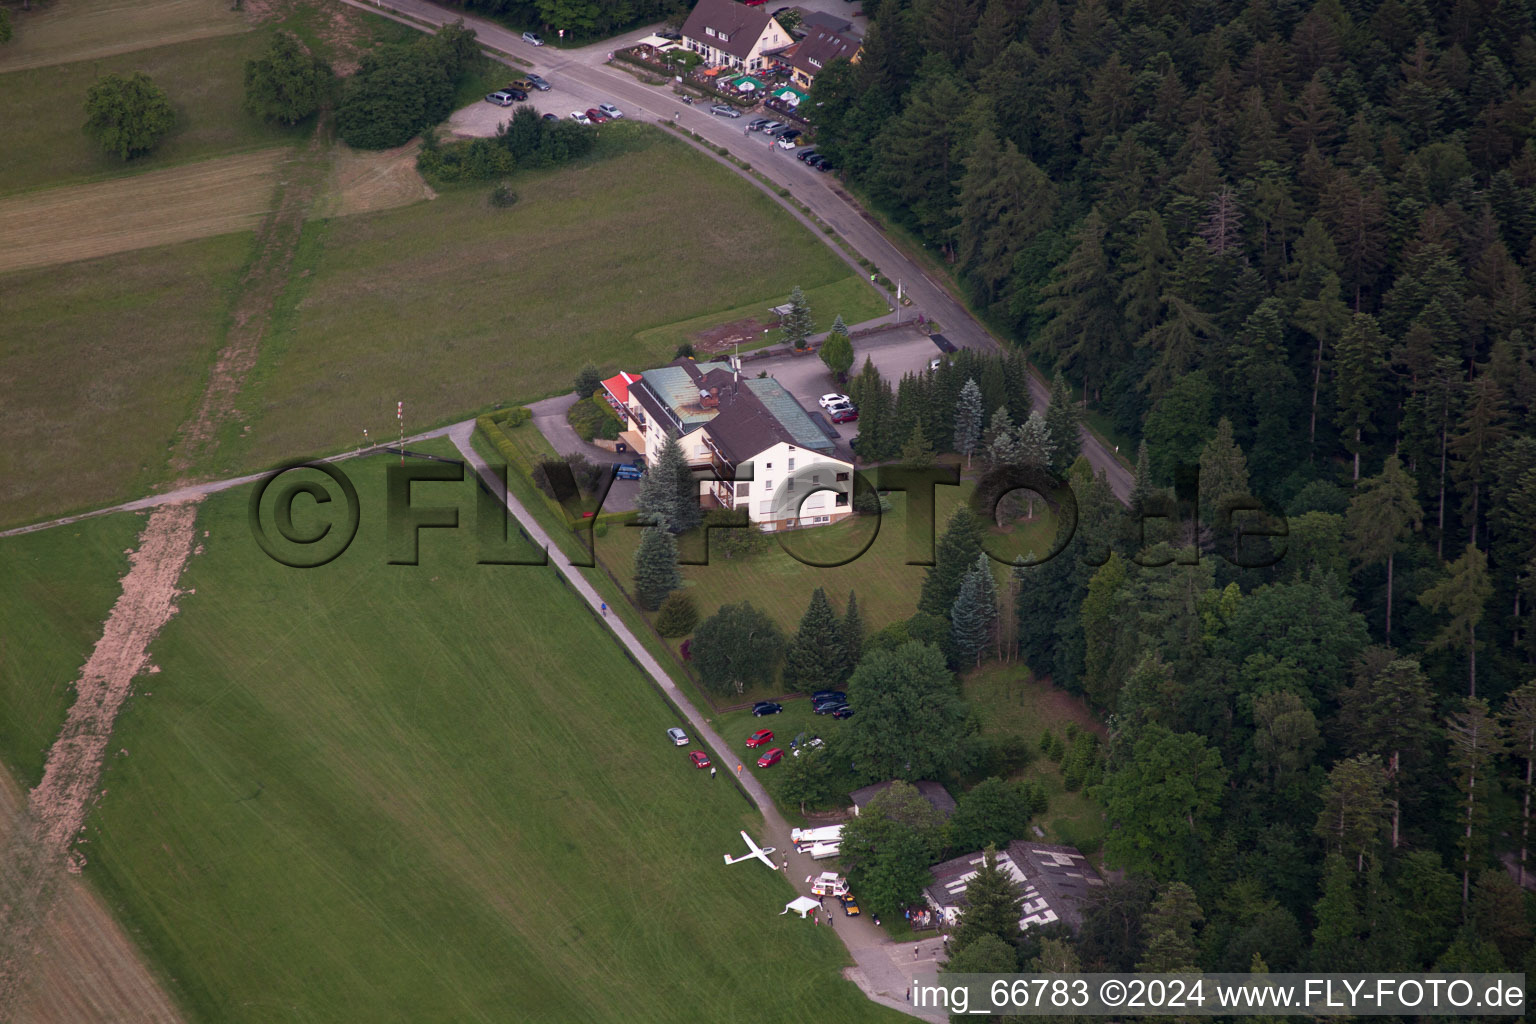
[743, 378, 834, 451]
[639, 364, 719, 428]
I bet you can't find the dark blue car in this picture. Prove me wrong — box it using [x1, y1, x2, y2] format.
[615, 460, 645, 480]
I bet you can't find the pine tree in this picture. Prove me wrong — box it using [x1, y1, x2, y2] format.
[780, 285, 814, 349]
[1345, 455, 1423, 642]
[1197, 417, 1250, 534]
[1418, 543, 1493, 697]
[1337, 654, 1435, 849]
[1448, 368, 1508, 546]
[1332, 313, 1389, 481]
[954, 378, 984, 466]
[901, 417, 935, 467]
[842, 591, 865, 676]
[1043, 371, 1081, 474]
[954, 846, 1024, 950]
[1130, 440, 1155, 516]
[1315, 754, 1389, 871]
[783, 587, 849, 690]
[633, 524, 682, 610]
[919, 505, 983, 619]
[1447, 698, 1508, 905]
[951, 554, 998, 668]
[1136, 882, 1203, 972]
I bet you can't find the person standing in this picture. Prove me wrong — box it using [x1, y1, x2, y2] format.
[710, 766, 716, 779]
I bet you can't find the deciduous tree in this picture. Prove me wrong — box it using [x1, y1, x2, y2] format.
[244, 31, 331, 125]
[692, 601, 785, 696]
[843, 642, 970, 780]
[83, 72, 175, 159]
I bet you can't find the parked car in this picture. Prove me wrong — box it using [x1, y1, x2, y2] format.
[759, 121, 787, 135]
[756, 748, 784, 768]
[812, 690, 846, 702]
[598, 103, 625, 119]
[840, 894, 861, 916]
[505, 87, 528, 101]
[522, 30, 544, 45]
[615, 460, 645, 480]
[744, 0, 768, 6]
[570, 111, 591, 124]
[752, 701, 783, 716]
[485, 91, 518, 106]
[818, 393, 850, 409]
[811, 156, 833, 171]
[747, 118, 772, 131]
[796, 148, 820, 163]
[689, 750, 711, 769]
[710, 103, 741, 118]
[776, 130, 803, 149]
[658, 28, 682, 40]
[542, 112, 560, 122]
[525, 72, 551, 90]
[813, 701, 845, 716]
[505, 78, 533, 92]
[830, 407, 858, 424]
[585, 108, 610, 123]
[667, 727, 689, 746]
[746, 729, 774, 748]
[825, 400, 854, 416]
[831, 706, 855, 719]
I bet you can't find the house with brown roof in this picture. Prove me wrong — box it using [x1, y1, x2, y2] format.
[787, 23, 862, 90]
[621, 358, 854, 531]
[681, 0, 794, 72]
[849, 780, 957, 819]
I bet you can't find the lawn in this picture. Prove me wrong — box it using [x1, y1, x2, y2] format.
[228, 127, 874, 475]
[0, 32, 305, 196]
[65, 442, 899, 1024]
[960, 662, 1108, 859]
[0, 232, 253, 529]
[630, 274, 889, 355]
[0, 0, 250, 73]
[0, 510, 144, 788]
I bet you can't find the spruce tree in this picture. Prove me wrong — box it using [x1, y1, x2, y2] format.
[1043, 371, 1082, 474]
[954, 846, 1024, 950]
[655, 592, 698, 637]
[1130, 440, 1155, 515]
[951, 554, 998, 667]
[1447, 698, 1507, 906]
[842, 591, 865, 677]
[830, 313, 849, 337]
[1014, 411, 1056, 518]
[1136, 882, 1203, 972]
[573, 362, 603, 398]
[1418, 543, 1493, 697]
[919, 505, 984, 618]
[1197, 417, 1250, 532]
[954, 378, 984, 466]
[780, 285, 814, 349]
[1332, 313, 1389, 481]
[637, 432, 700, 532]
[783, 587, 849, 690]
[633, 523, 682, 610]
[984, 405, 1021, 468]
[1345, 455, 1423, 642]
[901, 417, 935, 467]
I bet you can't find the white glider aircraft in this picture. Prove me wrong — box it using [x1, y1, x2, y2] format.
[723, 830, 777, 869]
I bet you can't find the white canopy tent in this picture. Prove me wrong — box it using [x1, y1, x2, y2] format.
[782, 896, 821, 918]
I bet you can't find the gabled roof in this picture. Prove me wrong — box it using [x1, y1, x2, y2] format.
[802, 10, 860, 37]
[922, 842, 1104, 932]
[681, 0, 781, 60]
[849, 780, 957, 818]
[789, 24, 861, 77]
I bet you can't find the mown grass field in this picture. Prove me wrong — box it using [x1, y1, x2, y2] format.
[229, 127, 880, 473]
[0, 511, 144, 788]
[0, 0, 250, 72]
[630, 274, 889, 353]
[0, 232, 252, 529]
[0, 149, 287, 273]
[0, 31, 304, 196]
[60, 443, 899, 1023]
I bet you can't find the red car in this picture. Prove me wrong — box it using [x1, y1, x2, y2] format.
[689, 750, 711, 769]
[756, 748, 784, 768]
[585, 107, 611, 123]
[830, 407, 858, 423]
[746, 729, 774, 748]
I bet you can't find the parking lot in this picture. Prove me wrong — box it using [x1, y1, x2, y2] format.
[447, 77, 646, 137]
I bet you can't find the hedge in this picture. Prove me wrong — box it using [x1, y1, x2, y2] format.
[475, 413, 637, 537]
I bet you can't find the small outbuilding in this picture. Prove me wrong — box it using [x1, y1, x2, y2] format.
[849, 780, 957, 820]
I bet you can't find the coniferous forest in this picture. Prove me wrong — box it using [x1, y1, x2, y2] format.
[805, 0, 1536, 976]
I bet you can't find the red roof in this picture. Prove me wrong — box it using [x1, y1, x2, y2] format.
[602, 371, 642, 403]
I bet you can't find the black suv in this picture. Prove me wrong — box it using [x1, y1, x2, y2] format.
[752, 701, 783, 716]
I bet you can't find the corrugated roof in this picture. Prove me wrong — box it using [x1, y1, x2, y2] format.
[744, 377, 834, 451]
[641, 364, 721, 428]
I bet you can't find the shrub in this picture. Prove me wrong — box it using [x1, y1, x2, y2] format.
[498, 406, 532, 427]
[489, 184, 519, 207]
[244, 31, 332, 125]
[1040, 730, 1054, 755]
[674, 342, 695, 360]
[655, 592, 699, 637]
[567, 397, 621, 442]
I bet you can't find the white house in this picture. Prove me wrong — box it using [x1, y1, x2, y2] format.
[620, 359, 854, 531]
[680, 0, 793, 72]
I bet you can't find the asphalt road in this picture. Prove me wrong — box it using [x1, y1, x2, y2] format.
[337, 0, 1135, 502]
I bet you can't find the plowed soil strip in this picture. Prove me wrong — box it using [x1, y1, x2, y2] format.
[0, 150, 286, 274]
[0, 500, 201, 1019]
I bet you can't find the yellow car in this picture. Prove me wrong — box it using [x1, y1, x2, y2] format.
[839, 894, 860, 917]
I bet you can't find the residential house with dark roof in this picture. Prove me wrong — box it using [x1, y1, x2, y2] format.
[621, 358, 854, 531]
[924, 842, 1104, 932]
[849, 780, 957, 819]
[680, 0, 794, 72]
[787, 23, 862, 90]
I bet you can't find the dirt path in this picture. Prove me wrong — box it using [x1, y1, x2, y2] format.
[0, 500, 201, 1020]
[166, 118, 334, 481]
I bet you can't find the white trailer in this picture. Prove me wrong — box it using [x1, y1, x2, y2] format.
[791, 824, 844, 848]
[808, 842, 841, 860]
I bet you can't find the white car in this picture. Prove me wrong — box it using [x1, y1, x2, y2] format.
[570, 111, 591, 124]
[819, 393, 850, 409]
[777, 136, 799, 149]
[522, 30, 544, 45]
[667, 727, 689, 746]
[598, 103, 624, 119]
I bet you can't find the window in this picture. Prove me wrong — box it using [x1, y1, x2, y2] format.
[812, 474, 820, 485]
[765, 462, 772, 469]
[705, 26, 716, 37]
[787, 479, 795, 492]
[758, 501, 771, 515]
[812, 515, 829, 524]
[836, 472, 849, 481]
[736, 482, 749, 498]
[788, 457, 796, 471]
[835, 493, 848, 506]
[764, 480, 773, 492]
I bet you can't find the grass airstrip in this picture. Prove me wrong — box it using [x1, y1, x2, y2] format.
[0, 445, 899, 1023]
